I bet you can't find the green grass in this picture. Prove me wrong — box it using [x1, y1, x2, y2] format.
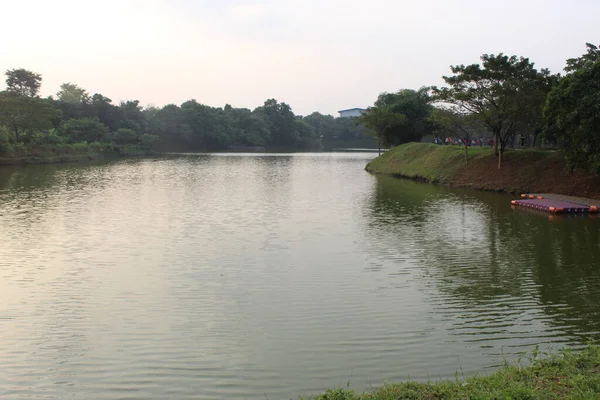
[366, 143, 494, 183]
[363, 142, 591, 197]
[305, 345, 600, 400]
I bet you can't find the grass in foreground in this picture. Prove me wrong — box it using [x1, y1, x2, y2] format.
[305, 345, 600, 400]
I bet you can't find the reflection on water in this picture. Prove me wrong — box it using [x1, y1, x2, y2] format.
[0, 155, 599, 399]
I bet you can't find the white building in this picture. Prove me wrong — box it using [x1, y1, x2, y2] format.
[338, 108, 366, 118]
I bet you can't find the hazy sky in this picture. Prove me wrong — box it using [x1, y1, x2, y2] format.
[1, 0, 597, 116]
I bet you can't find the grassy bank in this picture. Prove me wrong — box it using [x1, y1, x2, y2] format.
[366, 143, 600, 199]
[0, 142, 156, 166]
[308, 345, 600, 400]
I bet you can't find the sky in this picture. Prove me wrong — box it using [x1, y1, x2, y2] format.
[1, 0, 598, 116]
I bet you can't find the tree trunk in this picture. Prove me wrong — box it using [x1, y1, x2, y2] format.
[498, 148, 502, 169]
[494, 132, 499, 157]
[13, 126, 20, 142]
[378, 137, 381, 156]
[464, 143, 468, 165]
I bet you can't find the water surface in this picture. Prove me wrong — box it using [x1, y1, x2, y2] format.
[1, 153, 599, 399]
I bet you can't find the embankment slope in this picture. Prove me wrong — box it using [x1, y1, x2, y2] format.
[366, 143, 600, 199]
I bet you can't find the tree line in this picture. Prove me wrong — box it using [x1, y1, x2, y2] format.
[356, 43, 600, 171]
[0, 72, 372, 155]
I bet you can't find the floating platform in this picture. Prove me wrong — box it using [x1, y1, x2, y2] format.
[511, 197, 598, 214]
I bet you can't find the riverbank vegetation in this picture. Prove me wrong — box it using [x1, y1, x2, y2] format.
[307, 345, 600, 400]
[365, 143, 600, 199]
[358, 42, 600, 173]
[0, 70, 373, 164]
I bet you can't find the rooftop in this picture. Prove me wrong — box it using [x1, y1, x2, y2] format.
[338, 107, 366, 113]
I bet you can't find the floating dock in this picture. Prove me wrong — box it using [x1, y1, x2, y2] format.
[511, 194, 599, 214]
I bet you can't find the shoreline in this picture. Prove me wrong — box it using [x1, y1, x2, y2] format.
[365, 143, 600, 200]
[0, 150, 162, 167]
[306, 345, 600, 400]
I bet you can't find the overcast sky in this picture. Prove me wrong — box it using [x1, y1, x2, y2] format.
[1, 0, 597, 116]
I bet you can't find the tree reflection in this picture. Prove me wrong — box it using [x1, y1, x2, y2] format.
[364, 176, 600, 344]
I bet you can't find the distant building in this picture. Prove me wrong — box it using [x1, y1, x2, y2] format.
[338, 108, 366, 118]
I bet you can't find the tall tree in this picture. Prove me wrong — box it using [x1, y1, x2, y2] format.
[254, 99, 298, 148]
[432, 54, 547, 168]
[544, 51, 600, 173]
[117, 100, 147, 134]
[372, 88, 433, 146]
[565, 43, 600, 72]
[57, 82, 89, 104]
[90, 94, 119, 130]
[239, 113, 270, 146]
[356, 106, 405, 155]
[5, 68, 42, 98]
[0, 92, 58, 141]
[516, 68, 559, 147]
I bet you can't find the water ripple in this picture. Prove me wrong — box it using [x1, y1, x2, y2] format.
[0, 155, 599, 399]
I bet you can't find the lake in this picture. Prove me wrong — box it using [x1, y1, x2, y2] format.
[1, 153, 599, 399]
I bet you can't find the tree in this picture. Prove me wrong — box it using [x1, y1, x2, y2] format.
[515, 69, 559, 147]
[5, 68, 42, 97]
[139, 133, 161, 150]
[303, 112, 336, 140]
[432, 54, 548, 168]
[146, 104, 193, 149]
[544, 59, 600, 173]
[355, 106, 406, 155]
[238, 113, 270, 146]
[90, 94, 119, 130]
[565, 43, 600, 72]
[294, 118, 320, 150]
[57, 83, 89, 104]
[0, 92, 58, 141]
[430, 107, 482, 164]
[60, 118, 108, 143]
[181, 99, 235, 150]
[117, 100, 147, 134]
[254, 99, 299, 148]
[111, 128, 138, 145]
[372, 88, 434, 146]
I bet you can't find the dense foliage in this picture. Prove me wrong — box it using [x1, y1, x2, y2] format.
[356, 88, 433, 149]
[357, 42, 598, 171]
[0, 70, 372, 156]
[2, 42, 600, 173]
[431, 54, 558, 167]
[544, 43, 600, 173]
